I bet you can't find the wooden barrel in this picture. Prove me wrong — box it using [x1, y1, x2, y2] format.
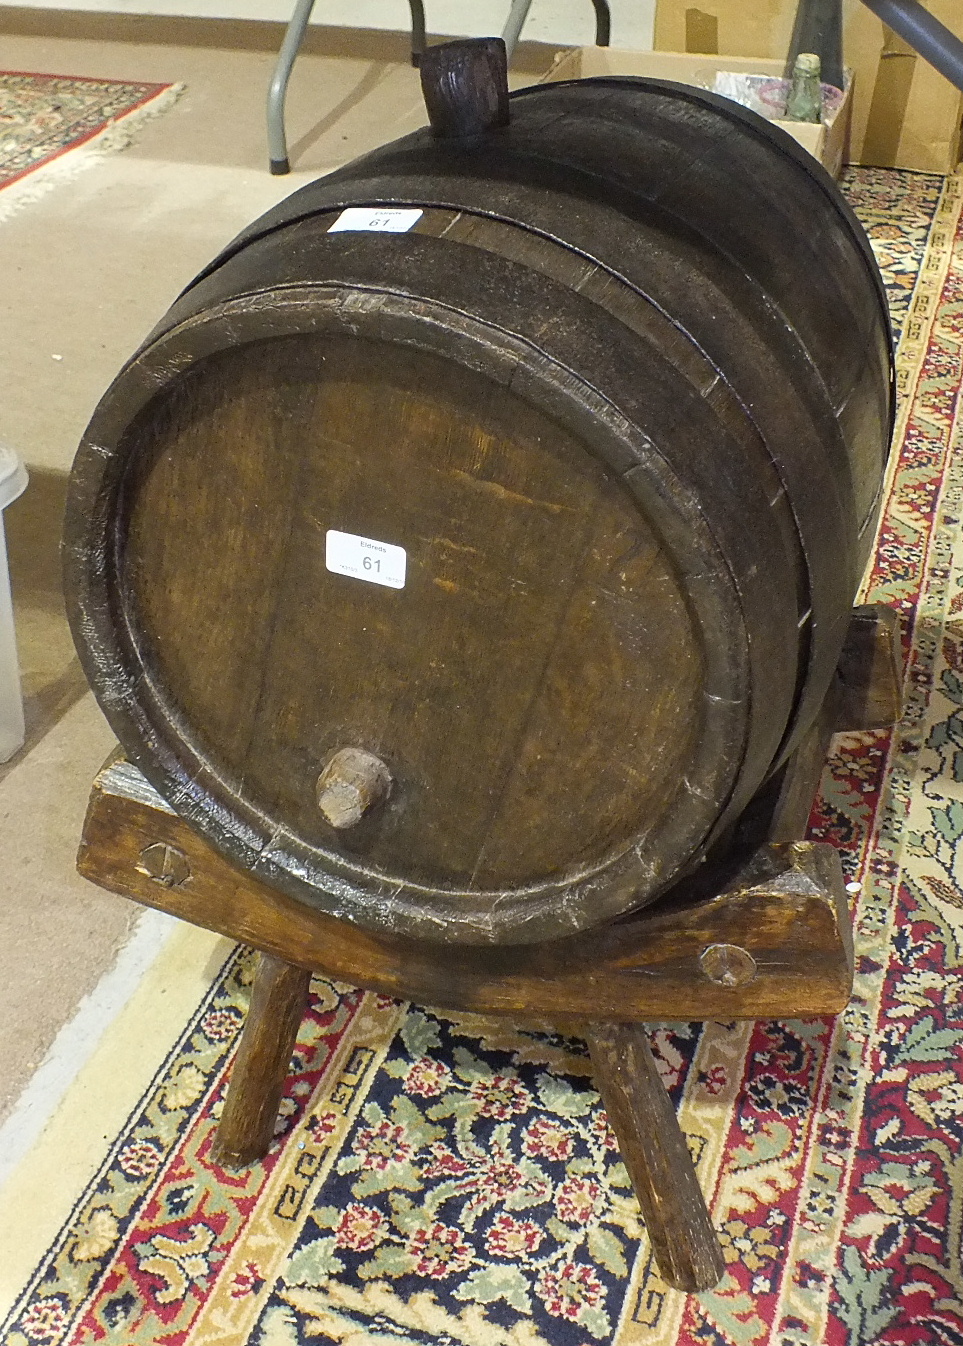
[64, 50, 893, 946]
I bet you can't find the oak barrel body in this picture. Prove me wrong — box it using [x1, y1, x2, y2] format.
[64, 74, 894, 945]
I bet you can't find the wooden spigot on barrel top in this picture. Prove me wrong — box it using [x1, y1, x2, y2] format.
[66, 40, 899, 1292]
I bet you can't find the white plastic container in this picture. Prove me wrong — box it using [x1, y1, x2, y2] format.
[0, 445, 28, 762]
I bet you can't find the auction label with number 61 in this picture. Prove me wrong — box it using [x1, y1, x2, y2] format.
[328, 207, 423, 233]
[325, 529, 407, 589]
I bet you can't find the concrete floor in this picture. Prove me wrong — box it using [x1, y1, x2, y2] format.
[0, 11, 564, 1126]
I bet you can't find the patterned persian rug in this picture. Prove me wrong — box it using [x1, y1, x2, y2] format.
[3, 166, 963, 1346]
[0, 72, 182, 217]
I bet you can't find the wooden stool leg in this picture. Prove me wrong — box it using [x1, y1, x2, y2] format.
[211, 953, 312, 1167]
[585, 1022, 725, 1292]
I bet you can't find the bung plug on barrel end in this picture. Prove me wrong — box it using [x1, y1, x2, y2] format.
[316, 747, 392, 829]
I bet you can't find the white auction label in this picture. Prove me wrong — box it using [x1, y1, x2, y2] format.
[325, 530, 407, 589]
[328, 207, 423, 234]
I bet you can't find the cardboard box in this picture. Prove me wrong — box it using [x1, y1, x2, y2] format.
[542, 46, 852, 178]
[653, 0, 963, 173]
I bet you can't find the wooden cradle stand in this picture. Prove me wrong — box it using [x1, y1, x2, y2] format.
[75, 604, 901, 1293]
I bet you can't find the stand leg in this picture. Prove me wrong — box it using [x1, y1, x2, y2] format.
[585, 1022, 725, 1292]
[212, 953, 312, 1166]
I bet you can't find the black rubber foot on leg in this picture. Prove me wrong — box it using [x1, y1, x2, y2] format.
[270, 158, 290, 175]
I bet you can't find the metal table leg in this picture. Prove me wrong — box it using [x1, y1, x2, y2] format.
[409, 0, 427, 64]
[268, 0, 612, 173]
[858, 0, 963, 92]
[269, 0, 432, 172]
[268, 0, 317, 174]
[502, 0, 535, 61]
[590, 0, 611, 47]
[502, 0, 610, 62]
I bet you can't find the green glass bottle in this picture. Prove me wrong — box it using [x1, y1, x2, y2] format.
[785, 52, 823, 123]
